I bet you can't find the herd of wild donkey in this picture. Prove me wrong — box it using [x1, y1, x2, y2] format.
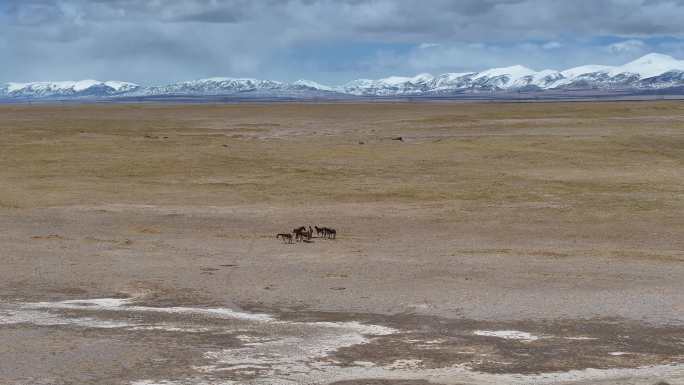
[277, 225, 337, 244]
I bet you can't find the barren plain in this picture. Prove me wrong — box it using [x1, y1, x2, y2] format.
[0, 101, 683, 384]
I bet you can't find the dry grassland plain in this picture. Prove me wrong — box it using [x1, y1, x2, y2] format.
[0, 101, 683, 384]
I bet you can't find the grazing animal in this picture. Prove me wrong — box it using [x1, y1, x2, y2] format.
[315, 226, 325, 237]
[293, 226, 314, 242]
[326, 228, 337, 239]
[318, 227, 336, 239]
[294, 230, 303, 242]
[292, 226, 306, 242]
[293, 227, 308, 242]
[277, 233, 293, 244]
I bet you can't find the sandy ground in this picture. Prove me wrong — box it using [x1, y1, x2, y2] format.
[0, 102, 683, 384]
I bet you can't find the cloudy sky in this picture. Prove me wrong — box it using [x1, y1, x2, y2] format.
[2, 0, 684, 85]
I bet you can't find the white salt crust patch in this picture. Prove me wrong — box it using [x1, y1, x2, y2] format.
[0, 297, 396, 383]
[2, 298, 683, 385]
[609, 351, 633, 356]
[564, 336, 599, 341]
[23, 298, 275, 322]
[473, 330, 541, 341]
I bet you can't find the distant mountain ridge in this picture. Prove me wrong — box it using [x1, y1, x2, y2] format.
[3, 53, 684, 100]
[1, 80, 140, 98]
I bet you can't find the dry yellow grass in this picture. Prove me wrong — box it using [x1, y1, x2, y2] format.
[1, 102, 682, 218]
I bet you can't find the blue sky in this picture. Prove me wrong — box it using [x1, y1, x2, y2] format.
[2, 0, 684, 85]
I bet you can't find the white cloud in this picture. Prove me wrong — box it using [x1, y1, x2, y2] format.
[2, 0, 684, 84]
[607, 39, 646, 54]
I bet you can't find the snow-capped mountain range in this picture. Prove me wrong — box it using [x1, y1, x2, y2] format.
[3, 53, 684, 100]
[0, 80, 140, 98]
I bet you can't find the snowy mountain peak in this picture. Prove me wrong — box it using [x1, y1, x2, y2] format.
[292, 79, 333, 91]
[560, 65, 613, 78]
[474, 65, 536, 79]
[615, 53, 684, 78]
[629, 52, 677, 64]
[408, 73, 435, 83]
[102, 81, 139, 91]
[375, 73, 434, 85]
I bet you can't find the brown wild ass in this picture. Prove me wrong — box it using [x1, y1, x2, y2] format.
[277, 233, 294, 244]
